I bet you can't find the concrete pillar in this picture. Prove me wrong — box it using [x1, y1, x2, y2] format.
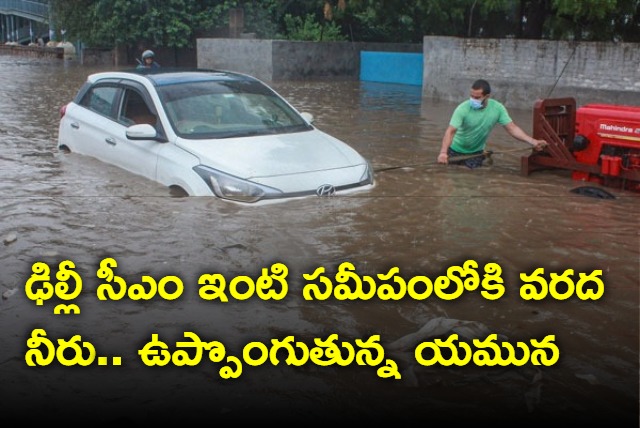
[49, 5, 56, 41]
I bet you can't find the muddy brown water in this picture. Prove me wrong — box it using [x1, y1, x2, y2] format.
[0, 55, 638, 424]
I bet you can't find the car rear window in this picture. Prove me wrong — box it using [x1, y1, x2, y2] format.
[80, 86, 119, 118]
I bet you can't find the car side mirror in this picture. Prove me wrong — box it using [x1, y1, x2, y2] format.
[300, 112, 314, 124]
[126, 124, 165, 142]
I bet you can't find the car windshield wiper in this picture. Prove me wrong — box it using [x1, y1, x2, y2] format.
[186, 124, 312, 140]
[211, 129, 270, 139]
[277, 124, 313, 133]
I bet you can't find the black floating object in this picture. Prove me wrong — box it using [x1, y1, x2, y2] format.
[570, 186, 616, 199]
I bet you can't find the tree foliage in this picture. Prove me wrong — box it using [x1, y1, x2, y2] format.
[283, 13, 346, 41]
[51, 0, 640, 48]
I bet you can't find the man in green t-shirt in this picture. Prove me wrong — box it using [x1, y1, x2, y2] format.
[437, 79, 547, 168]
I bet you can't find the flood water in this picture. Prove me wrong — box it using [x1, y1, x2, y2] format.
[0, 55, 638, 424]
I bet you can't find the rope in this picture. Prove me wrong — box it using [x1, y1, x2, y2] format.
[373, 147, 532, 173]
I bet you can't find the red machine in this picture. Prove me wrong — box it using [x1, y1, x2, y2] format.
[521, 97, 640, 192]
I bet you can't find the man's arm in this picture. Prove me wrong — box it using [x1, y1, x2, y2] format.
[504, 122, 547, 151]
[437, 125, 457, 164]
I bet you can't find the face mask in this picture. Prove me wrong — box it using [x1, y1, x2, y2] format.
[469, 97, 484, 110]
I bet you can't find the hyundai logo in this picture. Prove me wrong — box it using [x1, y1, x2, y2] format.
[316, 184, 336, 197]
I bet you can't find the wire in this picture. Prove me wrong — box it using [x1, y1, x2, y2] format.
[546, 43, 577, 98]
[373, 147, 532, 173]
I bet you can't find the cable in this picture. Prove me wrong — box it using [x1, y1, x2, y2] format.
[373, 147, 532, 173]
[546, 43, 577, 98]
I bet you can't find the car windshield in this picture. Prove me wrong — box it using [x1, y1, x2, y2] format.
[155, 79, 312, 139]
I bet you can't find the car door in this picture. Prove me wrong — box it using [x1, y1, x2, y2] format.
[64, 79, 168, 184]
[108, 84, 167, 181]
[62, 83, 123, 161]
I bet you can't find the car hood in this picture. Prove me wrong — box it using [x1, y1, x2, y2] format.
[176, 129, 367, 179]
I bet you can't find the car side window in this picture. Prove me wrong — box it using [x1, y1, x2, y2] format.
[120, 89, 157, 126]
[80, 86, 119, 118]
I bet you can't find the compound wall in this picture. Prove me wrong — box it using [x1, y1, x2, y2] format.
[0, 44, 62, 59]
[198, 37, 639, 108]
[422, 36, 640, 109]
[196, 39, 421, 82]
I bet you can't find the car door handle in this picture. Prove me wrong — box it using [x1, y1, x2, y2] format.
[105, 137, 116, 146]
[70, 122, 79, 129]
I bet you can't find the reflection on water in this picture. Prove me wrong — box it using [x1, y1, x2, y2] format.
[358, 81, 423, 113]
[0, 55, 638, 424]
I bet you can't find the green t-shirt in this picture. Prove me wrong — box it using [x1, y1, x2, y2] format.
[449, 98, 512, 153]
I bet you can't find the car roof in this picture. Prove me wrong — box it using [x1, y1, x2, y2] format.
[87, 68, 262, 87]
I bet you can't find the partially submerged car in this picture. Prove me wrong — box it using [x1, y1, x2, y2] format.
[57, 69, 373, 203]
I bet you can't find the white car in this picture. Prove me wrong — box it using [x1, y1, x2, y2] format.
[58, 69, 373, 203]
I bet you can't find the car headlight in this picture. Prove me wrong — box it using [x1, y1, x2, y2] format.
[193, 165, 282, 203]
[361, 161, 374, 185]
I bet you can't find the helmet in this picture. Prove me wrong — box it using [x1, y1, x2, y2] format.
[142, 50, 155, 59]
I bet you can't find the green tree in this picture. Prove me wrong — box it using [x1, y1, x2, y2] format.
[547, 0, 621, 40]
[50, 0, 100, 44]
[50, 0, 640, 47]
[283, 13, 346, 41]
[612, 0, 640, 42]
[52, 0, 226, 48]
[467, 0, 620, 40]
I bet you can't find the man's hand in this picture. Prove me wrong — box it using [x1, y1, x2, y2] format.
[437, 152, 448, 164]
[532, 139, 547, 151]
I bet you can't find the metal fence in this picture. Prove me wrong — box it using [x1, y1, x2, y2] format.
[1, 0, 50, 43]
[0, 0, 49, 22]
